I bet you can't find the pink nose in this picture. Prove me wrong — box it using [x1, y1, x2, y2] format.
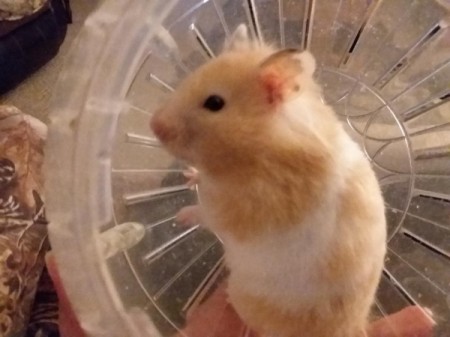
[150, 114, 175, 143]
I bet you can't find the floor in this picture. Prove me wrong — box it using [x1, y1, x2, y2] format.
[0, 0, 99, 123]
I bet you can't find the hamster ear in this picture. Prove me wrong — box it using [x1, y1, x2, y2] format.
[225, 24, 251, 51]
[297, 50, 316, 77]
[258, 49, 316, 105]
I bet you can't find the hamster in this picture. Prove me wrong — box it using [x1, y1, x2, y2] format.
[150, 25, 386, 337]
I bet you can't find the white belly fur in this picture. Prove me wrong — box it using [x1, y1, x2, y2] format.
[222, 204, 338, 312]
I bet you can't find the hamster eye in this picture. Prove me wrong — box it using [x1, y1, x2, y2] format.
[203, 95, 225, 112]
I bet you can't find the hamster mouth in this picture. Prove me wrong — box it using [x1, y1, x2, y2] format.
[150, 113, 193, 163]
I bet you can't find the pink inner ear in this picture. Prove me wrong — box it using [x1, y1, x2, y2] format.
[261, 70, 284, 106]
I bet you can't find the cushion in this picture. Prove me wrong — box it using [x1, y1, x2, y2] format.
[0, 105, 50, 337]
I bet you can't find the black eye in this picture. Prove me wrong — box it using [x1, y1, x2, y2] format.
[203, 95, 225, 112]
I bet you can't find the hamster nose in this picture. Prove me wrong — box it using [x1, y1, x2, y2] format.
[150, 115, 175, 143]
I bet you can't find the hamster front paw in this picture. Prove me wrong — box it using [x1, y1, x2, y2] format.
[183, 167, 200, 189]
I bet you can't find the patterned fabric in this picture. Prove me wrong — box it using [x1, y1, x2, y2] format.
[0, 0, 48, 20]
[25, 266, 58, 337]
[0, 105, 57, 337]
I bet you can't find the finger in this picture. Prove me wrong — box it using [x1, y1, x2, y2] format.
[367, 306, 435, 337]
[175, 283, 253, 337]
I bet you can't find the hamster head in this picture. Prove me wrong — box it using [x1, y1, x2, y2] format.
[150, 26, 319, 172]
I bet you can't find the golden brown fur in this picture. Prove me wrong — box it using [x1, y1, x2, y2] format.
[150, 26, 386, 337]
[151, 46, 338, 240]
[199, 117, 335, 241]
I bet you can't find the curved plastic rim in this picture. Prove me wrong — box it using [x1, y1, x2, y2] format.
[45, 1, 177, 336]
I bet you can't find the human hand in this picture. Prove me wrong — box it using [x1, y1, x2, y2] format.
[368, 306, 435, 337]
[176, 285, 435, 337]
[45, 255, 435, 337]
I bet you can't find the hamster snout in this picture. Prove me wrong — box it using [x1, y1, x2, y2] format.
[150, 112, 176, 143]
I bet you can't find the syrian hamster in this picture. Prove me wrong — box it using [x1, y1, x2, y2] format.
[150, 25, 386, 337]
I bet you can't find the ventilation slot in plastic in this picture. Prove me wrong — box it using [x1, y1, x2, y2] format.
[375, 24, 443, 88]
[191, 23, 216, 58]
[245, 0, 261, 41]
